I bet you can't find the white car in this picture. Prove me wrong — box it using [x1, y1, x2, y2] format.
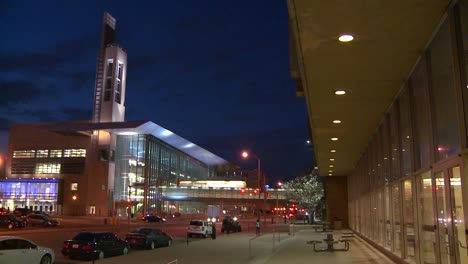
[187, 220, 213, 238]
[0, 236, 55, 264]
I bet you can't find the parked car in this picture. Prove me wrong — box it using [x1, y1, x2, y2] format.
[13, 208, 33, 219]
[62, 231, 129, 260]
[187, 220, 212, 238]
[141, 215, 166, 223]
[0, 236, 55, 264]
[221, 217, 242, 233]
[26, 214, 59, 227]
[0, 208, 9, 215]
[125, 228, 172, 249]
[0, 214, 26, 229]
[33, 211, 52, 217]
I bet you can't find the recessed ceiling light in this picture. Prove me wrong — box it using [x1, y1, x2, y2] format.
[329, 173, 333, 176]
[335, 90, 346, 95]
[329, 165, 334, 168]
[333, 120, 341, 124]
[329, 170, 333, 173]
[330, 150, 336, 153]
[329, 158, 335, 161]
[331, 137, 339, 141]
[338, 34, 354, 42]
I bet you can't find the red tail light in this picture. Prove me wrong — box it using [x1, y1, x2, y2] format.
[62, 243, 69, 249]
[82, 245, 94, 251]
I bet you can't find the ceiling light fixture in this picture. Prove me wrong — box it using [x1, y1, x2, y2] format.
[329, 165, 334, 168]
[338, 34, 354, 42]
[329, 173, 333, 176]
[329, 158, 335, 161]
[331, 137, 338, 141]
[330, 150, 336, 153]
[333, 120, 341, 124]
[335, 90, 346, 95]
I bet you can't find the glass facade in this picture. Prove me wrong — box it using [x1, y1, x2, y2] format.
[114, 134, 216, 216]
[0, 179, 58, 213]
[347, 3, 468, 263]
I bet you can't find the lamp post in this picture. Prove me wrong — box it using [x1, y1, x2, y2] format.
[241, 151, 265, 223]
[277, 181, 282, 215]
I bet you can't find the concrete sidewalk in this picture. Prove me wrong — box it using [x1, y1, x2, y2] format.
[78, 229, 395, 264]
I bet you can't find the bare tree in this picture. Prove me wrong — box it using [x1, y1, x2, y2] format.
[283, 168, 324, 223]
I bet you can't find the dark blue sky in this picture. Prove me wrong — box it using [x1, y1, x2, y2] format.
[0, 0, 313, 183]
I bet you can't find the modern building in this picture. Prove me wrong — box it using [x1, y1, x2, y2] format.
[288, 0, 467, 263]
[1, 12, 288, 218]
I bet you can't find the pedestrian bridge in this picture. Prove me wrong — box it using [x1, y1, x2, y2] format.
[160, 186, 288, 202]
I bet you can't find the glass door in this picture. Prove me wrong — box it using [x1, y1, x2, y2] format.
[433, 160, 467, 264]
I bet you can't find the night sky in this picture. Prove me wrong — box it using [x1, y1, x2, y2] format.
[0, 0, 313, 183]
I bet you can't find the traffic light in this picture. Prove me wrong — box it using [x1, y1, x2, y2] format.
[240, 188, 246, 194]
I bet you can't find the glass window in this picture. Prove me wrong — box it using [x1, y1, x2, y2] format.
[417, 170, 436, 264]
[36, 150, 48, 158]
[390, 102, 400, 181]
[107, 61, 113, 77]
[392, 182, 402, 256]
[381, 117, 390, 185]
[118, 63, 123, 79]
[410, 59, 432, 170]
[403, 179, 415, 263]
[50, 149, 62, 158]
[399, 87, 412, 178]
[12, 150, 35, 158]
[35, 163, 60, 174]
[458, 1, 468, 143]
[384, 186, 393, 250]
[429, 20, 460, 159]
[63, 149, 86, 157]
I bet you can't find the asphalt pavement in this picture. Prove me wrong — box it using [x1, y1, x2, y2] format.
[75, 227, 396, 264]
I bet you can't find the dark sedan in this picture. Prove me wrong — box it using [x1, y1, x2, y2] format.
[125, 228, 172, 249]
[26, 214, 59, 227]
[141, 215, 166, 223]
[0, 214, 26, 229]
[62, 231, 129, 260]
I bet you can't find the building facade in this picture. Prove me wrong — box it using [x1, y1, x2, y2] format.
[288, 0, 468, 263]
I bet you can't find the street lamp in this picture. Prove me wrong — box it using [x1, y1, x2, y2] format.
[241, 151, 261, 199]
[241, 151, 265, 224]
[276, 181, 282, 215]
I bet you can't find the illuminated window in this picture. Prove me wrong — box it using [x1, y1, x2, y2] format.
[63, 149, 86, 157]
[71, 183, 78, 191]
[35, 163, 61, 174]
[13, 150, 35, 158]
[50, 150, 62, 158]
[36, 150, 48, 158]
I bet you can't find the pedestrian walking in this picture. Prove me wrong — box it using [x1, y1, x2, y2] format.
[283, 215, 287, 224]
[256, 218, 261, 236]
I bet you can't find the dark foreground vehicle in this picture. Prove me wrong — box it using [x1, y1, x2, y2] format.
[62, 231, 129, 260]
[221, 218, 242, 233]
[125, 228, 172, 249]
[0, 214, 26, 229]
[141, 215, 166, 223]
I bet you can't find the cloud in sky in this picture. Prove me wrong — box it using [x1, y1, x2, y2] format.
[0, 0, 313, 181]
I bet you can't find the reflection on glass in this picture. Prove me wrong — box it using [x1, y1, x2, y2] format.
[403, 180, 415, 263]
[435, 171, 450, 264]
[417, 171, 436, 264]
[393, 183, 401, 255]
[450, 166, 467, 264]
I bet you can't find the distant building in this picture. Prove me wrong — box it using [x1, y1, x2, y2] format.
[0, 12, 233, 216]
